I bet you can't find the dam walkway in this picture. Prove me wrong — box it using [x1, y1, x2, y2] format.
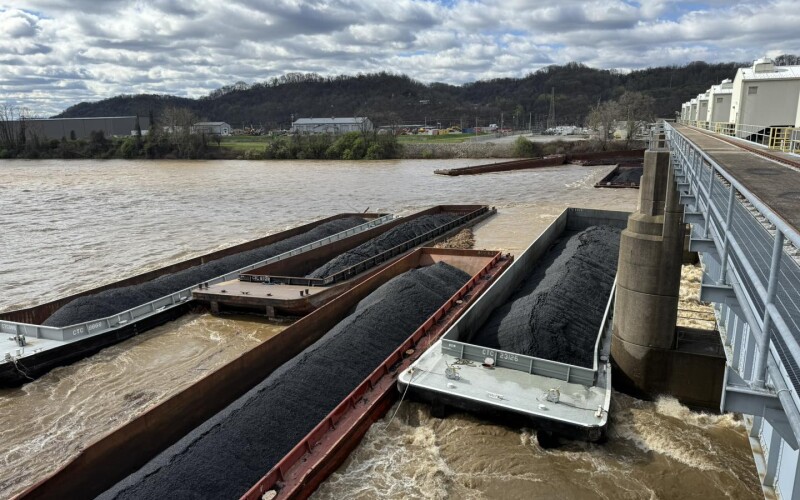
[666, 122, 800, 499]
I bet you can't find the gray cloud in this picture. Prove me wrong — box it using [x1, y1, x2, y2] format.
[1, 0, 799, 116]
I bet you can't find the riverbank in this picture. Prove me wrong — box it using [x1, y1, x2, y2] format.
[1, 131, 643, 161]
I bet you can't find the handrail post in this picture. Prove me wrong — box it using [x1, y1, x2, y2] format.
[754, 231, 785, 387]
[719, 185, 736, 283]
[704, 162, 715, 238]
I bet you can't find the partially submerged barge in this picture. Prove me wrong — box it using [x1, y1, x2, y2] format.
[399, 208, 629, 442]
[0, 213, 392, 386]
[433, 149, 645, 176]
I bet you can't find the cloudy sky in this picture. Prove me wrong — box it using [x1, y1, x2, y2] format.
[2, 0, 799, 116]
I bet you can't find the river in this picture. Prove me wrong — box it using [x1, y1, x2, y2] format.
[0, 158, 759, 499]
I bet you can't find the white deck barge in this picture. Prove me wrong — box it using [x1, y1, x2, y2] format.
[398, 208, 629, 441]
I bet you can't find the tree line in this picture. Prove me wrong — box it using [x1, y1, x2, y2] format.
[0, 104, 400, 160]
[52, 59, 773, 130]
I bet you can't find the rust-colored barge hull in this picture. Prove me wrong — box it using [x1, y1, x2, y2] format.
[241, 249, 512, 500]
[433, 149, 645, 176]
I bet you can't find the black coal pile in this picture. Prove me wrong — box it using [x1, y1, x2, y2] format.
[608, 166, 643, 185]
[471, 226, 620, 367]
[306, 213, 459, 279]
[101, 262, 471, 500]
[43, 217, 367, 327]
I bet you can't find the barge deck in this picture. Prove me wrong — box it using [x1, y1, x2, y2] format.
[399, 208, 630, 442]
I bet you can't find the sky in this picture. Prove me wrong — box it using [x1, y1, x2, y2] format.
[1, 0, 799, 116]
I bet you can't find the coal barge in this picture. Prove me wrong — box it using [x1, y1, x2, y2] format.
[18, 248, 511, 500]
[399, 208, 629, 443]
[0, 213, 392, 386]
[2, 206, 494, 387]
[195, 205, 495, 317]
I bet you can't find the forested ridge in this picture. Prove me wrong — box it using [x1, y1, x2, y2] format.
[54, 60, 756, 128]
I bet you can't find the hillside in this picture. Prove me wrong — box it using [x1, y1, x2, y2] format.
[55, 61, 745, 129]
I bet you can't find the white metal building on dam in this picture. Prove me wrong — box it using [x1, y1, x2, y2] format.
[677, 57, 800, 499]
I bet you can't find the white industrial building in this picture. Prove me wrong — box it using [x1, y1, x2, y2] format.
[291, 117, 373, 134]
[729, 58, 800, 129]
[706, 79, 734, 123]
[192, 122, 232, 136]
[689, 98, 698, 122]
[696, 92, 710, 124]
[681, 102, 690, 121]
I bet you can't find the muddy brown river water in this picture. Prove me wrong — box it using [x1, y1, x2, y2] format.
[0, 158, 759, 499]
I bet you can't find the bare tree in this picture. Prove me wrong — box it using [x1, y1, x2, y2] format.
[618, 91, 655, 148]
[587, 100, 620, 150]
[0, 104, 23, 149]
[161, 106, 198, 157]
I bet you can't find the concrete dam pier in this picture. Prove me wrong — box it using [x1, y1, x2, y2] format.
[611, 147, 726, 409]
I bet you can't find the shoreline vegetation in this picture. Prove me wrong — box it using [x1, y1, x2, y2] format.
[0, 130, 642, 161]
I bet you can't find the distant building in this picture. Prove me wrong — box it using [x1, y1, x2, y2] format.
[290, 117, 373, 134]
[696, 91, 710, 124]
[192, 122, 232, 136]
[681, 102, 690, 121]
[3, 116, 150, 141]
[729, 58, 800, 130]
[706, 79, 734, 123]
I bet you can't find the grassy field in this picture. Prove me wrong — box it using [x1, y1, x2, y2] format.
[219, 136, 273, 151]
[219, 132, 493, 152]
[397, 133, 488, 144]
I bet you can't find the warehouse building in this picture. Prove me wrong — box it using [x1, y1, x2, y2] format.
[729, 58, 800, 131]
[6, 116, 150, 141]
[291, 117, 373, 134]
[192, 122, 232, 136]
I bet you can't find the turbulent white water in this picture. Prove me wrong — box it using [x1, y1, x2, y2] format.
[0, 158, 759, 499]
[315, 395, 759, 500]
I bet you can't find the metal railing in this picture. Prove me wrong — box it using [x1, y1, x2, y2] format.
[0, 215, 394, 353]
[664, 121, 800, 422]
[677, 119, 800, 153]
